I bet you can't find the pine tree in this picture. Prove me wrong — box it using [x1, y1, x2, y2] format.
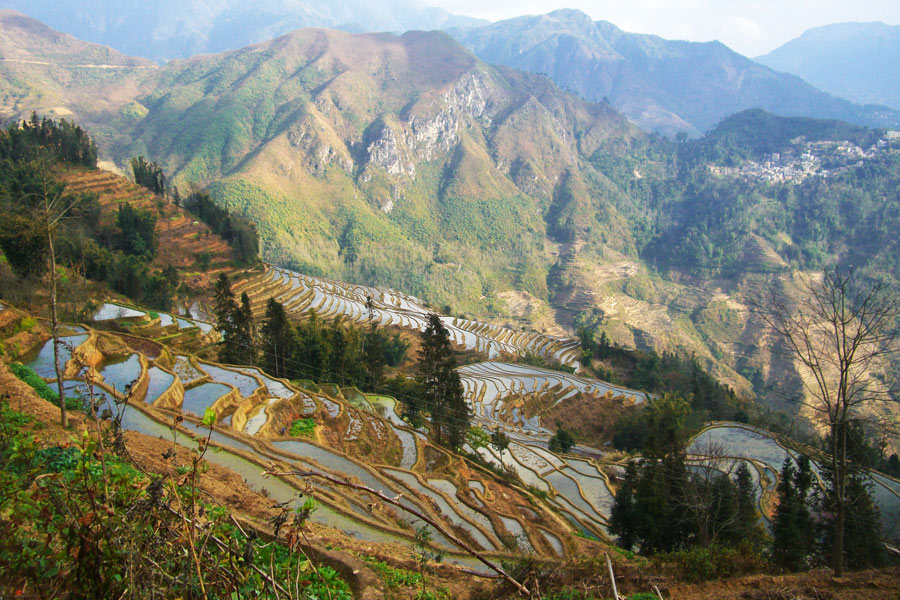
[733, 462, 764, 546]
[213, 274, 254, 365]
[416, 313, 469, 447]
[609, 461, 638, 550]
[230, 292, 255, 365]
[363, 325, 388, 391]
[260, 298, 290, 378]
[772, 456, 815, 572]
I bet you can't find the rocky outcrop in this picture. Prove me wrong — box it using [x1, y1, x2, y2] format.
[287, 119, 353, 176]
[365, 121, 415, 178]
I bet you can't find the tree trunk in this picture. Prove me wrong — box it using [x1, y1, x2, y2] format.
[833, 421, 847, 577]
[47, 215, 68, 428]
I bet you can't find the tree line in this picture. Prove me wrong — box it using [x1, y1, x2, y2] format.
[131, 156, 259, 266]
[212, 275, 470, 449]
[0, 118, 177, 310]
[0, 112, 97, 167]
[608, 396, 889, 577]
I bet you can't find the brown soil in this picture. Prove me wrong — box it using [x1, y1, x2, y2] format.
[669, 567, 900, 600]
[541, 391, 638, 447]
[61, 167, 239, 292]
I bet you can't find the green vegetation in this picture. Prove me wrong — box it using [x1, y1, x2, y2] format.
[257, 297, 408, 391]
[183, 189, 259, 265]
[548, 426, 575, 454]
[130, 155, 166, 195]
[289, 418, 316, 437]
[362, 557, 424, 589]
[0, 116, 176, 310]
[0, 112, 97, 167]
[0, 400, 351, 598]
[9, 362, 81, 410]
[414, 314, 470, 449]
[576, 329, 752, 450]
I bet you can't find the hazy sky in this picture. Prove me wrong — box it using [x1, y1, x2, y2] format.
[429, 0, 900, 56]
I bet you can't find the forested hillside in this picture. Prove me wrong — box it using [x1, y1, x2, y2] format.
[3, 14, 900, 426]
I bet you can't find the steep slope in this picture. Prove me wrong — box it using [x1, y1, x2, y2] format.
[0, 0, 484, 62]
[757, 21, 900, 111]
[0, 10, 154, 141]
[448, 9, 900, 136]
[5, 16, 900, 426]
[107, 27, 643, 322]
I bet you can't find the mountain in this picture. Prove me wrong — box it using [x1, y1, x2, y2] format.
[0, 0, 485, 62]
[448, 9, 900, 137]
[0, 10, 156, 129]
[4, 13, 900, 429]
[757, 22, 900, 111]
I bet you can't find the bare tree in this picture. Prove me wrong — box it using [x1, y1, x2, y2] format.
[16, 155, 82, 427]
[681, 440, 742, 547]
[758, 268, 900, 576]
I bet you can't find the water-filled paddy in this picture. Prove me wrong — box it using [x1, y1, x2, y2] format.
[181, 382, 231, 416]
[199, 363, 260, 397]
[24, 332, 88, 378]
[94, 303, 145, 321]
[145, 366, 175, 403]
[98, 354, 143, 395]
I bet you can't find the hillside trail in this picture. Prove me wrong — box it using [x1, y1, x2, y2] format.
[0, 57, 157, 69]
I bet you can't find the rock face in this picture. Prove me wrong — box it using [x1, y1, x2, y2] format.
[366, 122, 414, 177]
[288, 120, 353, 175]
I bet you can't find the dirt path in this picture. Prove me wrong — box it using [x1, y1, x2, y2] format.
[0, 57, 157, 69]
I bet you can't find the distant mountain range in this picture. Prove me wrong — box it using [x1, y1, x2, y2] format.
[757, 21, 900, 111]
[3, 2, 899, 137]
[448, 9, 900, 137]
[0, 0, 484, 62]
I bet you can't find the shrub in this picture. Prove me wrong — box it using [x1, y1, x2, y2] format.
[9, 362, 81, 410]
[289, 418, 316, 437]
[660, 541, 767, 583]
[15, 316, 37, 333]
[0, 400, 352, 599]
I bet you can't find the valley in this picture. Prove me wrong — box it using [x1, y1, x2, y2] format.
[2, 5, 900, 595]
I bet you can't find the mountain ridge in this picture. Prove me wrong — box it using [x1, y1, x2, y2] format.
[448, 9, 900, 136]
[4, 12, 900, 429]
[0, 0, 486, 62]
[757, 21, 900, 111]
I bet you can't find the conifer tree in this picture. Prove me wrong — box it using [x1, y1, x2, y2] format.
[213, 273, 254, 365]
[230, 292, 255, 365]
[772, 456, 815, 572]
[260, 298, 290, 378]
[733, 462, 764, 545]
[609, 461, 638, 550]
[416, 313, 469, 447]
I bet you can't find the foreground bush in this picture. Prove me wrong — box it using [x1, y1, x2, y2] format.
[0, 401, 350, 599]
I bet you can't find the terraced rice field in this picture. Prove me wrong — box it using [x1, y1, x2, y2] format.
[17, 307, 900, 562]
[688, 424, 900, 529]
[18, 331, 580, 561]
[24, 328, 89, 378]
[234, 265, 582, 367]
[92, 302, 213, 334]
[229, 267, 663, 538]
[460, 361, 646, 435]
